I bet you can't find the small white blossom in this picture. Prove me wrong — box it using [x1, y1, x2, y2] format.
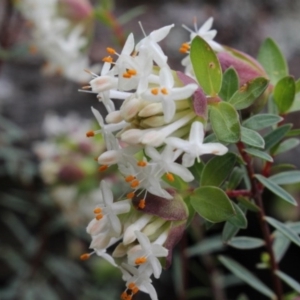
[166, 121, 228, 167]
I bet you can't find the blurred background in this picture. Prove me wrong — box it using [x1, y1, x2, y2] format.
[1, 0, 300, 299]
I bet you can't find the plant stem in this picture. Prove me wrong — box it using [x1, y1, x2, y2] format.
[226, 189, 252, 198]
[236, 141, 283, 300]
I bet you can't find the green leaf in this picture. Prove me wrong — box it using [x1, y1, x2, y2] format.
[255, 174, 297, 205]
[226, 167, 244, 190]
[244, 148, 273, 162]
[191, 186, 236, 223]
[257, 37, 288, 85]
[242, 113, 282, 130]
[209, 101, 241, 143]
[188, 161, 205, 183]
[218, 255, 277, 299]
[222, 221, 240, 242]
[265, 216, 300, 247]
[200, 153, 236, 187]
[264, 124, 292, 150]
[276, 271, 300, 293]
[272, 232, 290, 262]
[236, 197, 260, 212]
[227, 237, 265, 249]
[186, 235, 223, 257]
[286, 129, 300, 137]
[273, 76, 296, 113]
[289, 79, 300, 112]
[273, 138, 300, 155]
[190, 36, 222, 96]
[228, 77, 269, 110]
[271, 163, 296, 174]
[241, 127, 265, 148]
[219, 68, 239, 101]
[269, 171, 300, 185]
[227, 202, 247, 229]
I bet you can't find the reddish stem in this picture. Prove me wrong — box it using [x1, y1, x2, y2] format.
[236, 141, 283, 300]
[226, 189, 252, 198]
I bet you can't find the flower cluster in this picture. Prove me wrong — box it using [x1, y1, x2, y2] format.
[81, 19, 229, 299]
[17, 0, 96, 83]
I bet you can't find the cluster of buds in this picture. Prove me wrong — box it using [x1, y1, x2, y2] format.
[79, 18, 243, 300]
[16, 0, 96, 83]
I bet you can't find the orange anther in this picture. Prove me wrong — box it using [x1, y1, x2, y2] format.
[179, 47, 188, 54]
[135, 256, 147, 265]
[151, 88, 159, 95]
[80, 253, 90, 261]
[123, 73, 131, 78]
[98, 165, 108, 172]
[138, 199, 146, 209]
[127, 192, 135, 199]
[166, 172, 174, 182]
[96, 213, 103, 220]
[127, 69, 137, 75]
[130, 179, 140, 188]
[86, 130, 95, 137]
[125, 175, 135, 182]
[106, 47, 116, 54]
[137, 161, 147, 167]
[93, 207, 102, 214]
[181, 42, 190, 49]
[128, 283, 139, 294]
[102, 56, 113, 63]
[161, 88, 168, 95]
[121, 292, 132, 300]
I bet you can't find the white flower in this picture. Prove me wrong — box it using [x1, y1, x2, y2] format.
[94, 180, 131, 237]
[182, 17, 223, 52]
[135, 24, 174, 68]
[128, 231, 168, 279]
[166, 121, 228, 167]
[95, 249, 118, 267]
[145, 145, 194, 182]
[142, 67, 198, 123]
[120, 263, 158, 300]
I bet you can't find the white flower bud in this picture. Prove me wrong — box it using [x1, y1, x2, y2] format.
[105, 111, 123, 124]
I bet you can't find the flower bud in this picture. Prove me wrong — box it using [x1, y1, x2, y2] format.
[218, 47, 271, 113]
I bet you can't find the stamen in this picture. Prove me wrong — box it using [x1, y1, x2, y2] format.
[80, 253, 91, 261]
[166, 172, 175, 182]
[98, 165, 108, 172]
[93, 207, 102, 214]
[106, 47, 116, 54]
[135, 256, 147, 265]
[127, 192, 135, 199]
[138, 199, 146, 209]
[121, 291, 132, 300]
[138, 21, 147, 37]
[151, 88, 159, 95]
[86, 130, 95, 137]
[161, 88, 168, 95]
[125, 175, 135, 182]
[102, 56, 113, 63]
[130, 179, 140, 188]
[181, 42, 190, 49]
[123, 72, 131, 78]
[95, 213, 103, 220]
[128, 283, 139, 294]
[137, 160, 147, 167]
[179, 47, 189, 54]
[127, 69, 137, 75]
[81, 85, 91, 90]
